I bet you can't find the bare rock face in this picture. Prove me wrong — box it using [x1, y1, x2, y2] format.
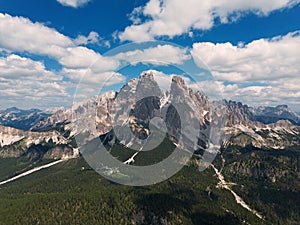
[0, 124, 75, 159]
[27, 72, 300, 153]
[32, 91, 116, 137]
[222, 100, 254, 126]
[221, 101, 300, 149]
[94, 72, 214, 154]
[1, 72, 300, 161]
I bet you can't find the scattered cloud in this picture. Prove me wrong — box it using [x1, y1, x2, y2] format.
[74, 31, 100, 45]
[0, 13, 120, 81]
[0, 54, 58, 80]
[119, 30, 300, 110]
[57, 0, 91, 8]
[190, 31, 300, 110]
[128, 6, 143, 25]
[0, 13, 121, 109]
[62, 68, 125, 86]
[0, 13, 73, 58]
[119, 0, 300, 41]
[0, 54, 71, 109]
[113, 45, 190, 65]
[74, 31, 111, 47]
[58, 46, 119, 71]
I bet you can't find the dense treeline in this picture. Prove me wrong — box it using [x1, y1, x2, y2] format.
[0, 140, 299, 225]
[215, 144, 300, 225]
[0, 157, 264, 225]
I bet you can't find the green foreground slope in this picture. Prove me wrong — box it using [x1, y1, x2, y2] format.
[0, 157, 265, 225]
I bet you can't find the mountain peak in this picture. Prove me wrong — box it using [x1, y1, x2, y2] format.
[172, 75, 186, 86]
[5, 107, 19, 112]
[139, 72, 154, 80]
[253, 104, 300, 125]
[276, 104, 288, 109]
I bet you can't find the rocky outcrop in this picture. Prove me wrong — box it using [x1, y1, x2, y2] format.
[0, 124, 76, 159]
[1, 72, 299, 161]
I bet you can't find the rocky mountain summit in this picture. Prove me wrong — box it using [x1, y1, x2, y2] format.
[0, 124, 77, 160]
[250, 104, 300, 125]
[0, 72, 299, 161]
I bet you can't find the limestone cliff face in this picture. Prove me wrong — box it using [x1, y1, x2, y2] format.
[1, 73, 299, 160]
[0, 124, 75, 159]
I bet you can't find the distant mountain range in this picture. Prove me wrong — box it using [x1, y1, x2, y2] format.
[250, 105, 300, 126]
[0, 72, 299, 161]
[1, 99, 299, 133]
[0, 107, 51, 131]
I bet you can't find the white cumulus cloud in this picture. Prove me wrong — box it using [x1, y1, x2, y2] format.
[73, 31, 111, 47]
[113, 44, 190, 65]
[0, 13, 123, 109]
[57, 0, 91, 8]
[191, 31, 300, 82]
[0, 13, 120, 85]
[0, 54, 71, 109]
[119, 0, 300, 41]
[74, 31, 100, 45]
[0, 13, 73, 58]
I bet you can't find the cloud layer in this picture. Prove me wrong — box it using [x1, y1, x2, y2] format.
[120, 0, 300, 41]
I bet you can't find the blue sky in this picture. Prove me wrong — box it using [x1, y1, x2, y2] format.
[0, 0, 300, 110]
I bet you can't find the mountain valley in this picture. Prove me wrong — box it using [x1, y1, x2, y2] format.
[0, 73, 299, 225]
